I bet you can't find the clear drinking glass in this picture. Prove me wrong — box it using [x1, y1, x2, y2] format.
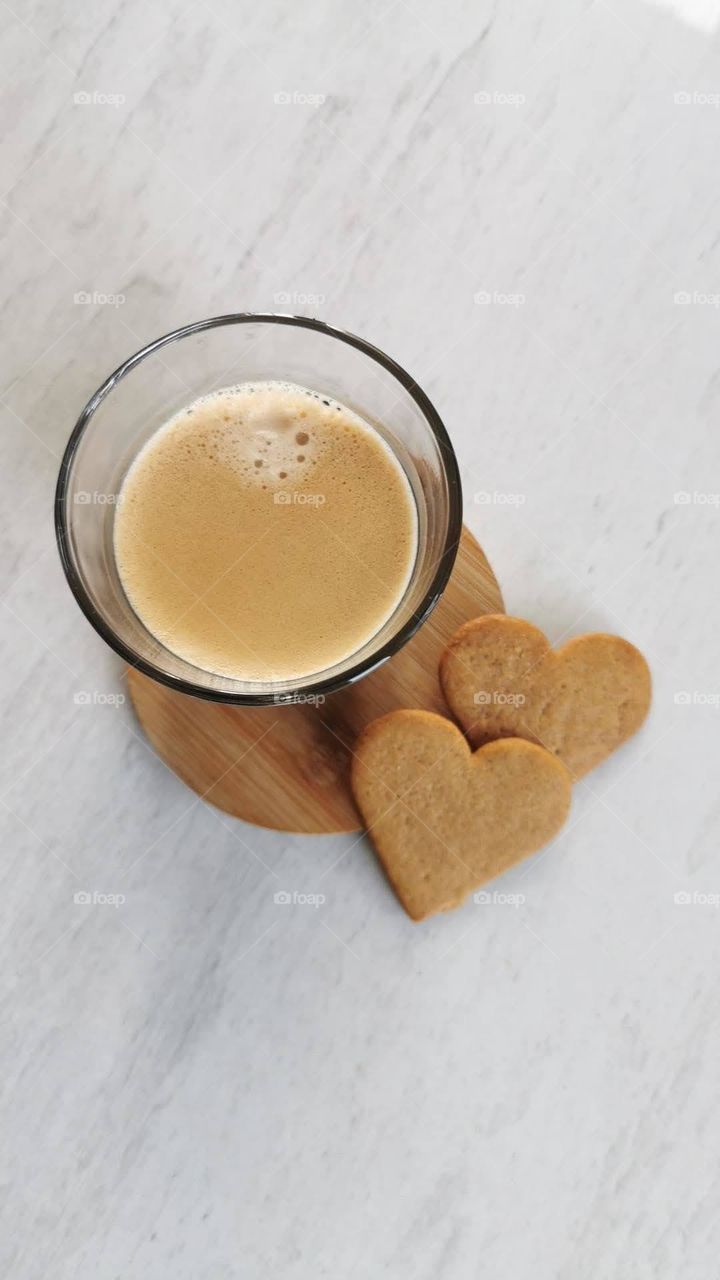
[55, 314, 463, 704]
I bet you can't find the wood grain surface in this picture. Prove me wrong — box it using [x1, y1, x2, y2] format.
[127, 526, 504, 833]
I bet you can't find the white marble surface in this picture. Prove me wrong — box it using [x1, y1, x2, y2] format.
[2, 0, 720, 1275]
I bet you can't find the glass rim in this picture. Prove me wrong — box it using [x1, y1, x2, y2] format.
[55, 312, 463, 705]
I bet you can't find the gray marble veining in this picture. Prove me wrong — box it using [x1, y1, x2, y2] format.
[2, 0, 720, 1275]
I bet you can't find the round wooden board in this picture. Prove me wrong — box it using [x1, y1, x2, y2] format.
[127, 526, 503, 833]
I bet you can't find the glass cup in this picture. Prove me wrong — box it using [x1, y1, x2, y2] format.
[55, 314, 463, 704]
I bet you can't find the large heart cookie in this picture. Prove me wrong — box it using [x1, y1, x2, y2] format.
[440, 615, 651, 779]
[351, 709, 571, 921]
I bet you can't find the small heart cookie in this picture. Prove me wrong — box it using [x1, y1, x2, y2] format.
[440, 615, 651, 779]
[351, 709, 571, 921]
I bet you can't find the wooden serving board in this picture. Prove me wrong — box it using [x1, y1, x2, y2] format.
[127, 526, 503, 833]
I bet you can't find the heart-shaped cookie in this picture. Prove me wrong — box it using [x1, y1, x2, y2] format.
[351, 709, 571, 921]
[440, 615, 651, 779]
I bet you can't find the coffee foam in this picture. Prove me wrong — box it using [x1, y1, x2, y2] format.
[183, 382, 324, 482]
[114, 381, 418, 682]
